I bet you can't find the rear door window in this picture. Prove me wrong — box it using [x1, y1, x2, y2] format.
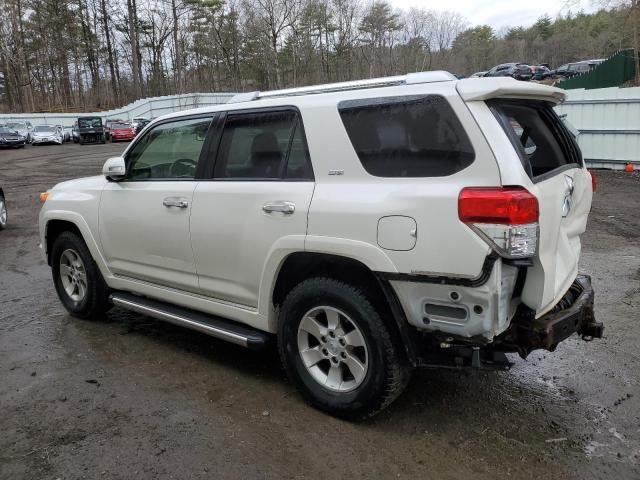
[338, 95, 475, 177]
[489, 100, 582, 181]
[213, 110, 313, 180]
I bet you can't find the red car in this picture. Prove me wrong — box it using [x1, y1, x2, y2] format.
[110, 123, 135, 142]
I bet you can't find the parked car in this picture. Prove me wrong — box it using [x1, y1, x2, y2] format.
[105, 119, 125, 141]
[134, 119, 151, 135]
[544, 59, 604, 80]
[470, 71, 488, 78]
[0, 126, 27, 148]
[31, 125, 64, 145]
[0, 185, 6, 230]
[71, 122, 80, 143]
[110, 122, 135, 142]
[77, 117, 105, 145]
[131, 117, 150, 130]
[530, 65, 551, 80]
[39, 72, 603, 420]
[56, 125, 71, 142]
[484, 63, 533, 81]
[5, 120, 33, 143]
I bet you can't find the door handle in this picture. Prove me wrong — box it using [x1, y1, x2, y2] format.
[262, 201, 295, 215]
[163, 198, 189, 209]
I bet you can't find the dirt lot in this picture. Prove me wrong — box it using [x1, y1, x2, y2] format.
[1, 143, 639, 479]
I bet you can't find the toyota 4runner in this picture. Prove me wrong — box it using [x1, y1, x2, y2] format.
[39, 72, 603, 419]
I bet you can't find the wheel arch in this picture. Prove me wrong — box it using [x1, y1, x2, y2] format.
[45, 219, 82, 265]
[270, 251, 418, 365]
[42, 214, 111, 281]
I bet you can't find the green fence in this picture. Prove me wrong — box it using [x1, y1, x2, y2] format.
[559, 49, 637, 90]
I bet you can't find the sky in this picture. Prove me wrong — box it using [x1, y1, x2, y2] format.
[388, 0, 597, 31]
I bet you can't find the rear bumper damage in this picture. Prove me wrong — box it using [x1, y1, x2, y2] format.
[496, 274, 603, 358]
[405, 274, 603, 369]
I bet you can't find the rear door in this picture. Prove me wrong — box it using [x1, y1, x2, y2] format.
[189, 108, 314, 308]
[490, 100, 592, 316]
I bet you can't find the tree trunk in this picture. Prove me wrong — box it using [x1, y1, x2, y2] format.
[127, 0, 142, 98]
[101, 0, 119, 103]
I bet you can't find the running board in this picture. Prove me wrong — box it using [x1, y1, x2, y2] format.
[110, 292, 269, 349]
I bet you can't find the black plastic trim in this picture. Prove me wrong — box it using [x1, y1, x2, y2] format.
[374, 277, 419, 366]
[375, 253, 499, 288]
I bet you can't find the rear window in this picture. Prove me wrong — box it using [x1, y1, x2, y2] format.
[490, 100, 582, 180]
[338, 95, 475, 177]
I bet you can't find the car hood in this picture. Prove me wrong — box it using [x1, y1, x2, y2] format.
[52, 175, 107, 192]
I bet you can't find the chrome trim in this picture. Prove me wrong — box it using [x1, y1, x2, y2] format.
[111, 294, 249, 347]
[162, 198, 189, 208]
[262, 201, 295, 214]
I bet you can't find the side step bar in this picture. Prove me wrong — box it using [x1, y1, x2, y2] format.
[110, 292, 270, 349]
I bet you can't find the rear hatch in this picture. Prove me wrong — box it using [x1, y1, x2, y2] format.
[458, 80, 592, 316]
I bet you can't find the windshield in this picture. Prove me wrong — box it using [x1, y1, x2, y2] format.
[112, 123, 130, 130]
[79, 118, 102, 128]
[7, 122, 25, 129]
[34, 126, 55, 133]
[0, 127, 18, 134]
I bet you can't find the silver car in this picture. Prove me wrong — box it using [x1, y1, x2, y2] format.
[31, 125, 63, 145]
[5, 121, 33, 143]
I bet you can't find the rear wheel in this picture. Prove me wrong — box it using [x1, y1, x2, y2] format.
[278, 277, 412, 420]
[51, 231, 111, 319]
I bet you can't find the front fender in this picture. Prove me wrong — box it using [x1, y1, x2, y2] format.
[40, 209, 112, 280]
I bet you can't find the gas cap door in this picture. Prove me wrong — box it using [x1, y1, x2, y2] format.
[377, 216, 417, 251]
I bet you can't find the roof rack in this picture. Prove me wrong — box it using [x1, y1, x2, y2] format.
[228, 71, 456, 103]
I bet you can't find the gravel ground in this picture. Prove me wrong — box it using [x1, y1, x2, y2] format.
[0, 143, 639, 479]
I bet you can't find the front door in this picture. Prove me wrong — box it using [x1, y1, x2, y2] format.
[189, 109, 315, 308]
[99, 116, 214, 292]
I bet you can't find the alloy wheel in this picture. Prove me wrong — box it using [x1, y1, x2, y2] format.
[59, 249, 88, 302]
[0, 198, 6, 227]
[297, 306, 369, 392]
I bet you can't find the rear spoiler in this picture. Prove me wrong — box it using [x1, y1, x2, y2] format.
[456, 78, 566, 105]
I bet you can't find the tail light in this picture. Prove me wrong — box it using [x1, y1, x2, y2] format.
[588, 170, 597, 192]
[459, 187, 539, 259]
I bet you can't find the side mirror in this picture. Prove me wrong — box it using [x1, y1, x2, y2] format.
[103, 157, 126, 181]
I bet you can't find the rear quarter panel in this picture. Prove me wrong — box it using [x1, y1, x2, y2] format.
[302, 83, 500, 278]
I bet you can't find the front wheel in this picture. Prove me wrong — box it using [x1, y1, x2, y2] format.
[278, 277, 411, 420]
[51, 231, 111, 319]
[0, 193, 7, 230]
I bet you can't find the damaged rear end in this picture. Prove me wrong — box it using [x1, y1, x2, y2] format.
[453, 79, 603, 362]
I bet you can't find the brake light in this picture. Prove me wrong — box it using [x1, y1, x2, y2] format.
[588, 170, 597, 192]
[459, 187, 539, 259]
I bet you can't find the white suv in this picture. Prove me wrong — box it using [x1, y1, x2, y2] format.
[39, 72, 603, 419]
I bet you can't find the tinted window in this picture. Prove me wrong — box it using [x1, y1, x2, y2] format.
[214, 110, 312, 180]
[338, 96, 475, 177]
[79, 118, 102, 128]
[490, 100, 582, 179]
[126, 117, 212, 180]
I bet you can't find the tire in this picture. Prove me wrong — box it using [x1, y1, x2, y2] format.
[0, 193, 7, 230]
[51, 231, 111, 319]
[278, 277, 412, 420]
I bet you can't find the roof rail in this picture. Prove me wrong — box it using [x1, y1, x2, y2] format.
[228, 71, 456, 104]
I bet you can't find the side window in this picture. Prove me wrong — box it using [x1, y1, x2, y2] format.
[214, 110, 312, 180]
[490, 100, 582, 179]
[126, 117, 212, 180]
[338, 95, 475, 177]
[285, 123, 313, 179]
